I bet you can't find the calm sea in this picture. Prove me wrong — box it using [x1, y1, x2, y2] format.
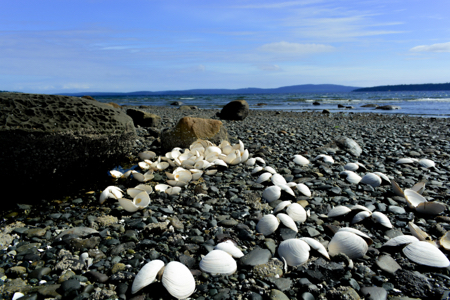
[94, 91, 450, 118]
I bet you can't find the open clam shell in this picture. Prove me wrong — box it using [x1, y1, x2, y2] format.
[415, 201, 446, 215]
[132, 259, 165, 294]
[256, 172, 272, 184]
[256, 214, 280, 236]
[271, 174, 287, 186]
[315, 154, 334, 164]
[403, 241, 450, 268]
[264, 166, 277, 174]
[382, 235, 419, 247]
[300, 237, 330, 260]
[273, 201, 292, 214]
[286, 203, 307, 223]
[327, 206, 351, 218]
[351, 211, 372, 224]
[162, 261, 196, 299]
[328, 230, 369, 259]
[338, 227, 373, 245]
[278, 239, 310, 267]
[277, 213, 298, 232]
[404, 189, 427, 209]
[411, 181, 426, 194]
[199, 250, 237, 275]
[214, 240, 244, 258]
[293, 155, 310, 166]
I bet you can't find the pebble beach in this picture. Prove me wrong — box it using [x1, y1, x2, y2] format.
[2, 106, 450, 300]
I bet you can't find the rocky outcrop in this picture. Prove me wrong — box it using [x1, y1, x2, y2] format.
[218, 100, 249, 120]
[0, 93, 136, 203]
[161, 116, 228, 151]
[126, 108, 161, 127]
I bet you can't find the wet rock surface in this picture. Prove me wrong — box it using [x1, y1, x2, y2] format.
[1, 106, 450, 299]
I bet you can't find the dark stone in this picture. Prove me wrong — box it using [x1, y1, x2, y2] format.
[313, 102, 321, 105]
[219, 100, 249, 120]
[393, 269, 443, 298]
[335, 136, 363, 157]
[376, 105, 401, 110]
[126, 108, 161, 127]
[240, 247, 272, 266]
[170, 101, 183, 106]
[57, 278, 81, 298]
[0, 93, 136, 206]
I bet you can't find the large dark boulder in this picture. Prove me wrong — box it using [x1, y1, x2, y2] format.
[0, 93, 136, 205]
[126, 108, 161, 127]
[161, 116, 228, 151]
[219, 100, 249, 120]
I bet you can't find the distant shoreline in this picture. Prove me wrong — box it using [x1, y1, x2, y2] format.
[353, 83, 450, 92]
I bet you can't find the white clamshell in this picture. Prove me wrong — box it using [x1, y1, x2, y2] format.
[404, 189, 427, 209]
[286, 203, 307, 223]
[418, 158, 435, 168]
[382, 235, 419, 247]
[328, 230, 368, 259]
[396, 158, 416, 164]
[338, 227, 373, 245]
[293, 155, 310, 166]
[360, 173, 382, 187]
[278, 239, 310, 267]
[351, 211, 372, 224]
[132, 259, 165, 294]
[134, 184, 153, 194]
[277, 213, 298, 232]
[315, 154, 334, 164]
[344, 162, 359, 171]
[256, 214, 280, 236]
[340, 171, 362, 184]
[199, 250, 237, 275]
[264, 166, 277, 174]
[327, 206, 351, 218]
[415, 201, 446, 215]
[371, 211, 393, 228]
[300, 237, 330, 260]
[214, 240, 244, 258]
[138, 151, 157, 160]
[273, 201, 292, 214]
[162, 261, 196, 299]
[278, 184, 296, 197]
[271, 174, 287, 186]
[246, 157, 256, 166]
[251, 166, 264, 174]
[262, 186, 281, 202]
[296, 183, 311, 197]
[411, 181, 426, 194]
[256, 172, 272, 184]
[99, 186, 123, 204]
[155, 184, 171, 192]
[408, 222, 431, 241]
[403, 241, 450, 268]
[373, 172, 391, 184]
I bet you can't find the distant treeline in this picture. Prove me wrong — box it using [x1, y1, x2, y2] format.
[353, 83, 450, 92]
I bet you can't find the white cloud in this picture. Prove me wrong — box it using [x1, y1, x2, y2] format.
[236, 0, 322, 9]
[410, 42, 450, 53]
[256, 64, 282, 71]
[259, 41, 334, 54]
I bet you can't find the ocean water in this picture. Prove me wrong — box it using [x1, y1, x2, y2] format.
[94, 91, 450, 118]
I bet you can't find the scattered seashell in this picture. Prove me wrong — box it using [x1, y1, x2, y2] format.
[138, 151, 157, 160]
[371, 211, 393, 228]
[256, 214, 280, 236]
[99, 186, 123, 204]
[351, 211, 372, 224]
[277, 213, 298, 232]
[391, 180, 404, 197]
[340, 170, 362, 184]
[118, 191, 150, 212]
[314, 154, 334, 164]
[155, 184, 171, 192]
[440, 232, 450, 251]
[255, 157, 266, 165]
[205, 169, 218, 175]
[264, 166, 277, 174]
[396, 158, 416, 164]
[373, 172, 391, 184]
[360, 173, 382, 187]
[262, 186, 281, 202]
[278, 239, 310, 267]
[293, 154, 310, 166]
[418, 158, 435, 168]
[328, 230, 368, 259]
[382, 235, 419, 247]
[296, 183, 311, 197]
[327, 206, 351, 218]
[404, 189, 427, 209]
[110, 170, 124, 178]
[286, 203, 307, 223]
[416, 201, 446, 215]
[403, 241, 450, 268]
[162, 261, 196, 299]
[251, 166, 264, 174]
[132, 259, 165, 294]
[278, 184, 296, 197]
[214, 240, 244, 258]
[199, 250, 237, 275]
[408, 222, 431, 242]
[344, 162, 359, 171]
[338, 227, 373, 245]
[271, 173, 287, 186]
[246, 157, 256, 166]
[300, 237, 330, 260]
[273, 201, 292, 214]
[411, 181, 426, 194]
[256, 172, 272, 184]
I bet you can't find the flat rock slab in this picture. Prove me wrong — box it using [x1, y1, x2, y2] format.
[240, 247, 272, 266]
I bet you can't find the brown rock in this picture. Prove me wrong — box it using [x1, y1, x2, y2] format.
[161, 117, 228, 151]
[126, 108, 161, 127]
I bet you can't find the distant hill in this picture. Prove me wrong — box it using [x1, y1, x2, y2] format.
[60, 84, 360, 97]
[353, 83, 450, 92]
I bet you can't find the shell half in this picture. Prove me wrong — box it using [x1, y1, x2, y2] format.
[162, 261, 196, 299]
[278, 239, 310, 267]
[199, 250, 237, 275]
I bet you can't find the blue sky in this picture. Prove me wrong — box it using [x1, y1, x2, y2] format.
[1, 0, 449, 93]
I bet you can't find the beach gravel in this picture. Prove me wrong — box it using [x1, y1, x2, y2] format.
[1, 105, 450, 299]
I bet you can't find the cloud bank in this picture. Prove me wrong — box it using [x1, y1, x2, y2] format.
[410, 42, 450, 53]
